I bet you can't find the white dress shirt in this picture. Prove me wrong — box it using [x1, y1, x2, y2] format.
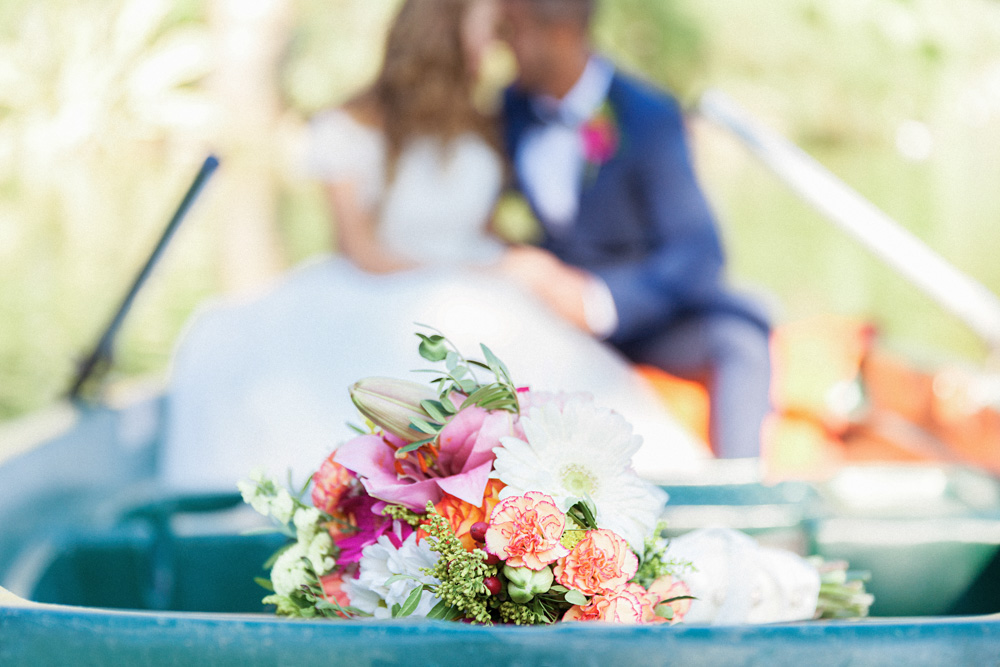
[516, 56, 619, 338]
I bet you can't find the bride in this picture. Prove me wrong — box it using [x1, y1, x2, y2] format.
[162, 0, 708, 490]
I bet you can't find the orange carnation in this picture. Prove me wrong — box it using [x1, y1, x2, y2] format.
[425, 479, 506, 551]
[485, 491, 568, 570]
[311, 453, 355, 515]
[554, 528, 638, 596]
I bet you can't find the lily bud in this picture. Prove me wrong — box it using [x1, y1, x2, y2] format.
[349, 377, 438, 442]
[503, 564, 554, 604]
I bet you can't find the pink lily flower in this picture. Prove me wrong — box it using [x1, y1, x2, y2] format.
[335, 407, 520, 511]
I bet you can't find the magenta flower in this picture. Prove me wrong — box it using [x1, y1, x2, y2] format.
[581, 107, 619, 166]
[333, 494, 413, 565]
[334, 407, 520, 511]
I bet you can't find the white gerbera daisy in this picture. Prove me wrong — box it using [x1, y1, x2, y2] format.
[343, 530, 441, 619]
[493, 398, 668, 551]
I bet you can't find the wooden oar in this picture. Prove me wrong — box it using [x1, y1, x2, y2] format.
[67, 155, 220, 402]
[697, 90, 1000, 354]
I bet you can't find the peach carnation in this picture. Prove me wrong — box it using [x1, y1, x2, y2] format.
[648, 575, 693, 625]
[563, 583, 649, 624]
[485, 491, 569, 570]
[630, 582, 663, 623]
[554, 528, 638, 596]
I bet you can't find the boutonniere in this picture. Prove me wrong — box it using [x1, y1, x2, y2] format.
[581, 101, 619, 184]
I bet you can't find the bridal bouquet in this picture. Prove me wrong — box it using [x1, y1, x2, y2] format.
[240, 330, 872, 625]
[239, 331, 694, 625]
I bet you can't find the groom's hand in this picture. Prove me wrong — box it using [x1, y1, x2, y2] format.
[499, 246, 594, 333]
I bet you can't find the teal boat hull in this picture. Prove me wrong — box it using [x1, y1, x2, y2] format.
[3, 605, 999, 666]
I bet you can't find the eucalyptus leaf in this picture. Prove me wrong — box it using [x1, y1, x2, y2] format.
[409, 418, 442, 435]
[462, 385, 502, 408]
[481, 344, 512, 379]
[564, 589, 589, 606]
[396, 585, 425, 618]
[254, 576, 275, 592]
[570, 499, 599, 531]
[420, 400, 451, 423]
[427, 599, 460, 621]
[396, 437, 435, 455]
[297, 473, 314, 498]
[418, 334, 448, 362]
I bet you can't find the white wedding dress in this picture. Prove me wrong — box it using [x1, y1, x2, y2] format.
[161, 110, 709, 490]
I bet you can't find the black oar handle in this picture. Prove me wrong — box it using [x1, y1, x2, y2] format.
[68, 155, 220, 402]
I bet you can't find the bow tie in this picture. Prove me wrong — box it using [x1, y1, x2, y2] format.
[529, 99, 584, 128]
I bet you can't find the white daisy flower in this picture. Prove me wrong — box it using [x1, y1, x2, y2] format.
[343, 530, 441, 619]
[493, 398, 668, 551]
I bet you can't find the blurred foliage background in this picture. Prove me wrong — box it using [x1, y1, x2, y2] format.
[1, 0, 999, 421]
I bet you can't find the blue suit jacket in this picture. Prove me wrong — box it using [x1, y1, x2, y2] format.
[503, 70, 769, 345]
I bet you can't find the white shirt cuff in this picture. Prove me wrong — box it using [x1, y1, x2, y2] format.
[582, 276, 619, 339]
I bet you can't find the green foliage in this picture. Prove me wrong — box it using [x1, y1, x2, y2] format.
[419, 503, 496, 624]
[413, 326, 521, 416]
[633, 523, 694, 590]
[381, 504, 423, 528]
[566, 500, 600, 532]
[263, 558, 366, 620]
[497, 599, 556, 625]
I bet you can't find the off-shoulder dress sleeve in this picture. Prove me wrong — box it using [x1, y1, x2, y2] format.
[304, 109, 386, 209]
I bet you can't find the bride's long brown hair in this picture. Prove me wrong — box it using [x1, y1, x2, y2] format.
[349, 0, 494, 178]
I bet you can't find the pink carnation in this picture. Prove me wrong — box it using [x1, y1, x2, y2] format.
[554, 528, 638, 596]
[485, 491, 569, 570]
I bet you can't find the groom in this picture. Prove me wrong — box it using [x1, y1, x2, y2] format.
[498, 0, 771, 459]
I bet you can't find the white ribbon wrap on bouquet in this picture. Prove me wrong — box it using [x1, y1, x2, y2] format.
[667, 527, 821, 625]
